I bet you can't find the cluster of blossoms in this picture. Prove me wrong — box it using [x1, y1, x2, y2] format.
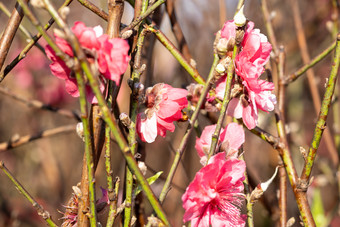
[45, 21, 130, 103]
[182, 11, 275, 226]
[213, 17, 276, 129]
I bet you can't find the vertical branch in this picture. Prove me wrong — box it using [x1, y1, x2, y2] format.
[0, 0, 27, 70]
[289, 0, 338, 166]
[300, 35, 340, 182]
[208, 46, 237, 161]
[105, 1, 124, 226]
[277, 46, 287, 227]
[74, 69, 98, 227]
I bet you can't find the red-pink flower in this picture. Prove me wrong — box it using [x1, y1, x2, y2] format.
[182, 152, 246, 227]
[137, 83, 188, 143]
[45, 21, 130, 103]
[195, 123, 245, 164]
[214, 20, 275, 130]
[226, 79, 276, 129]
[235, 25, 272, 80]
[97, 35, 130, 85]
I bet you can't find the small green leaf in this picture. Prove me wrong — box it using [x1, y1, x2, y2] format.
[135, 171, 163, 195]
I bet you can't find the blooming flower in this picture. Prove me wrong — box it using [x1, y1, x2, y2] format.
[195, 123, 245, 165]
[45, 21, 130, 103]
[213, 19, 275, 129]
[182, 152, 246, 227]
[137, 83, 188, 143]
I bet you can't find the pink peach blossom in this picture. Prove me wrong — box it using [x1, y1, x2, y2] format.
[182, 152, 246, 227]
[137, 83, 188, 143]
[97, 35, 130, 85]
[195, 123, 245, 164]
[235, 26, 272, 80]
[45, 21, 130, 103]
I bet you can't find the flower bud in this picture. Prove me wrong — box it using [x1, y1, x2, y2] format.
[138, 161, 147, 176]
[216, 38, 228, 55]
[216, 63, 226, 74]
[250, 166, 278, 203]
[234, 5, 247, 27]
[76, 122, 85, 141]
[120, 113, 132, 128]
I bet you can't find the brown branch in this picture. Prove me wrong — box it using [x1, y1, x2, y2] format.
[0, 124, 76, 152]
[77, 0, 108, 21]
[289, 0, 338, 166]
[277, 46, 287, 227]
[0, 86, 80, 120]
[0, 0, 28, 70]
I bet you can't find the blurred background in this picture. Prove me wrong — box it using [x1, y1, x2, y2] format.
[0, 0, 339, 226]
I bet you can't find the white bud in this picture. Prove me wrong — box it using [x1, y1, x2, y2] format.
[138, 161, 147, 176]
[234, 5, 247, 27]
[216, 38, 228, 53]
[31, 0, 46, 9]
[215, 63, 226, 74]
[76, 122, 85, 141]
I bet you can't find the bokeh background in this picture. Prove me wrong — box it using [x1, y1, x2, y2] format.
[0, 0, 339, 226]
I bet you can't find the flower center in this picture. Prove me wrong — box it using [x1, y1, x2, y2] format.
[146, 93, 156, 108]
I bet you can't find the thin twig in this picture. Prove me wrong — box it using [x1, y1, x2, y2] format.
[0, 0, 27, 70]
[0, 86, 80, 121]
[145, 25, 205, 84]
[0, 161, 58, 227]
[0, 2, 44, 53]
[207, 45, 237, 160]
[120, 0, 166, 37]
[0, 0, 73, 83]
[0, 124, 76, 152]
[77, 0, 108, 21]
[300, 34, 340, 183]
[277, 46, 287, 227]
[282, 40, 336, 84]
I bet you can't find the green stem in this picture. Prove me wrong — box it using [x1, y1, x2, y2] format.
[0, 161, 58, 227]
[283, 40, 336, 84]
[300, 34, 340, 182]
[145, 25, 205, 85]
[74, 69, 98, 227]
[121, 0, 166, 35]
[242, 159, 254, 227]
[105, 82, 116, 227]
[124, 2, 149, 225]
[207, 45, 237, 162]
[158, 54, 220, 203]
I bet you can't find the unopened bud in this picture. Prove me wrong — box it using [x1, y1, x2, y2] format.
[234, 5, 247, 27]
[216, 38, 228, 55]
[138, 161, 147, 176]
[121, 30, 133, 39]
[119, 113, 132, 128]
[59, 7, 70, 21]
[31, 0, 46, 9]
[76, 122, 85, 141]
[215, 63, 226, 74]
[250, 166, 278, 203]
[53, 28, 67, 40]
